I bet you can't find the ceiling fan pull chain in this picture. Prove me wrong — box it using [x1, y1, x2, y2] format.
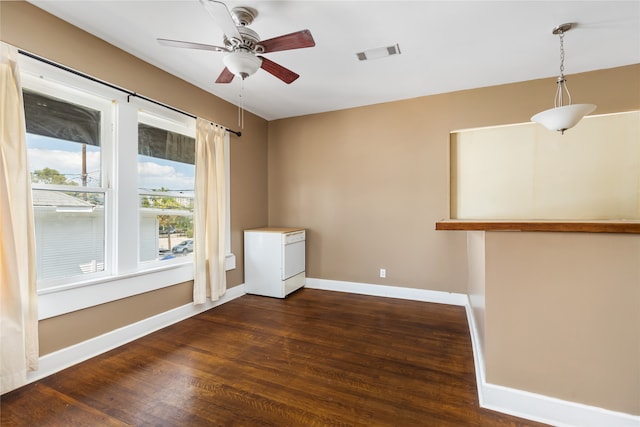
[242, 78, 244, 129]
[238, 79, 245, 129]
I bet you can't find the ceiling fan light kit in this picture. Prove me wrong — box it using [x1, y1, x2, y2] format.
[531, 22, 596, 134]
[157, 0, 315, 84]
[223, 50, 261, 79]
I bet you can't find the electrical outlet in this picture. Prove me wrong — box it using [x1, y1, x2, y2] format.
[379, 268, 386, 278]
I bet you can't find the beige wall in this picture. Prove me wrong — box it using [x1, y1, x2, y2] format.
[39, 282, 192, 353]
[268, 64, 639, 292]
[268, 61, 639, 414]
[1, 1, 269, 354]
[268, 101, 468, 291]
[485, 232, 640, 415]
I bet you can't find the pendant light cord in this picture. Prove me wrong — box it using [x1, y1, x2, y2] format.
[554, 30, 572, 108]
[559, 31, 565, 78]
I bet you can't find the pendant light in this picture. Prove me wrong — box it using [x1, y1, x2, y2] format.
[531, 23, 596, 134]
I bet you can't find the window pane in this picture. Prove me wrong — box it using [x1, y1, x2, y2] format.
[24, 86, 108, 287]
[140, 195, 193, 261]
[32, 190, 105, 280]
[24, 89, 101, 188]
[138, 122, 195, 262]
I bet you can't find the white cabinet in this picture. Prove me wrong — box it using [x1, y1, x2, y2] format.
[244, 227, 305, 298]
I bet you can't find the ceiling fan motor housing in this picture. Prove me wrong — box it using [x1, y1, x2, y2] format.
[231, 7, 257, 26]
[224, 25, 263, 52]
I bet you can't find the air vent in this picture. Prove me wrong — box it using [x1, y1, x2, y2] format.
[356, 44, 401, 61]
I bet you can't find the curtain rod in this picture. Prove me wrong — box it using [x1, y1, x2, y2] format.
[17, 49, 241, 137]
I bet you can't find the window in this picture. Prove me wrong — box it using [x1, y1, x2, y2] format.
[23, 86, 112, 286]
[137, 111, 196, 263]
[19, 54, 234, 319]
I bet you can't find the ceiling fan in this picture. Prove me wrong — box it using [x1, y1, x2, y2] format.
[157, 0, 315, 84]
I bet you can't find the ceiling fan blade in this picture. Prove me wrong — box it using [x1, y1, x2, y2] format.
[199, 0, 242, 43]
[215, 67, 235, 84]
[258, 56, 299, 84]
[259, 29, 315, 53]
[157, 38, 228, 52]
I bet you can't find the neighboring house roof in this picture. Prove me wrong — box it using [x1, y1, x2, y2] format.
[32, 189, 94, 207]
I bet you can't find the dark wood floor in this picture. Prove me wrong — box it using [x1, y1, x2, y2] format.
[1, 288, 548, 426]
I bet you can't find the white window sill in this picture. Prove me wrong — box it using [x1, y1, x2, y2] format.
[38, 253, 236, 320]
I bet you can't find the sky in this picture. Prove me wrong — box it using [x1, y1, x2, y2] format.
[27, 134, 195, 194]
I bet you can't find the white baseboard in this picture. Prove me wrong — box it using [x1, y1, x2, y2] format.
[309, 279, 640, 427]
[481, 382, 640, 427]
[464, 296, 639, 427]
[27, 284, 245, 385]
[305, 278, 468, 306]
[463, 297, 487, 393]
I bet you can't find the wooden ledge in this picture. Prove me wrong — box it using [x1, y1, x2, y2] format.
[435, 220, 640, 234]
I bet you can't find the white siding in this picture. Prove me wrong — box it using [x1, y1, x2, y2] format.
[34, 208, 105, 280]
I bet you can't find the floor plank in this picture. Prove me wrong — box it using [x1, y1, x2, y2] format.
[1, 289, 549, 426]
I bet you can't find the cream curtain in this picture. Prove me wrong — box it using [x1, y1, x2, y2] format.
[193, 119, 227, 304]
[0, 43, 39, 393]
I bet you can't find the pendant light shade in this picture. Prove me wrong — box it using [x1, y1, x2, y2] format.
[531, 23, 596, 134]
[223, 50, 262, 80]
[531, 103, 596, 133]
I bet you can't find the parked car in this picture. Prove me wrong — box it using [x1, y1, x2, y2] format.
[159, 226, 177, 235]
[171, 239, 193, 254]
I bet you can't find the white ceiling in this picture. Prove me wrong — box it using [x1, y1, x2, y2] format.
[28, 1, 640, 121]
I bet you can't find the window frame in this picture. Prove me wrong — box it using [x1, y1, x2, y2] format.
[136, 100, 196, 267]
[22, 60, 115, 289]
[19, 54, 235, 321]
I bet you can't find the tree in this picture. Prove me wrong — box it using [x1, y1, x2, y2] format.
[31, 167, 78, 185]
[142, 187, 194, 249]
